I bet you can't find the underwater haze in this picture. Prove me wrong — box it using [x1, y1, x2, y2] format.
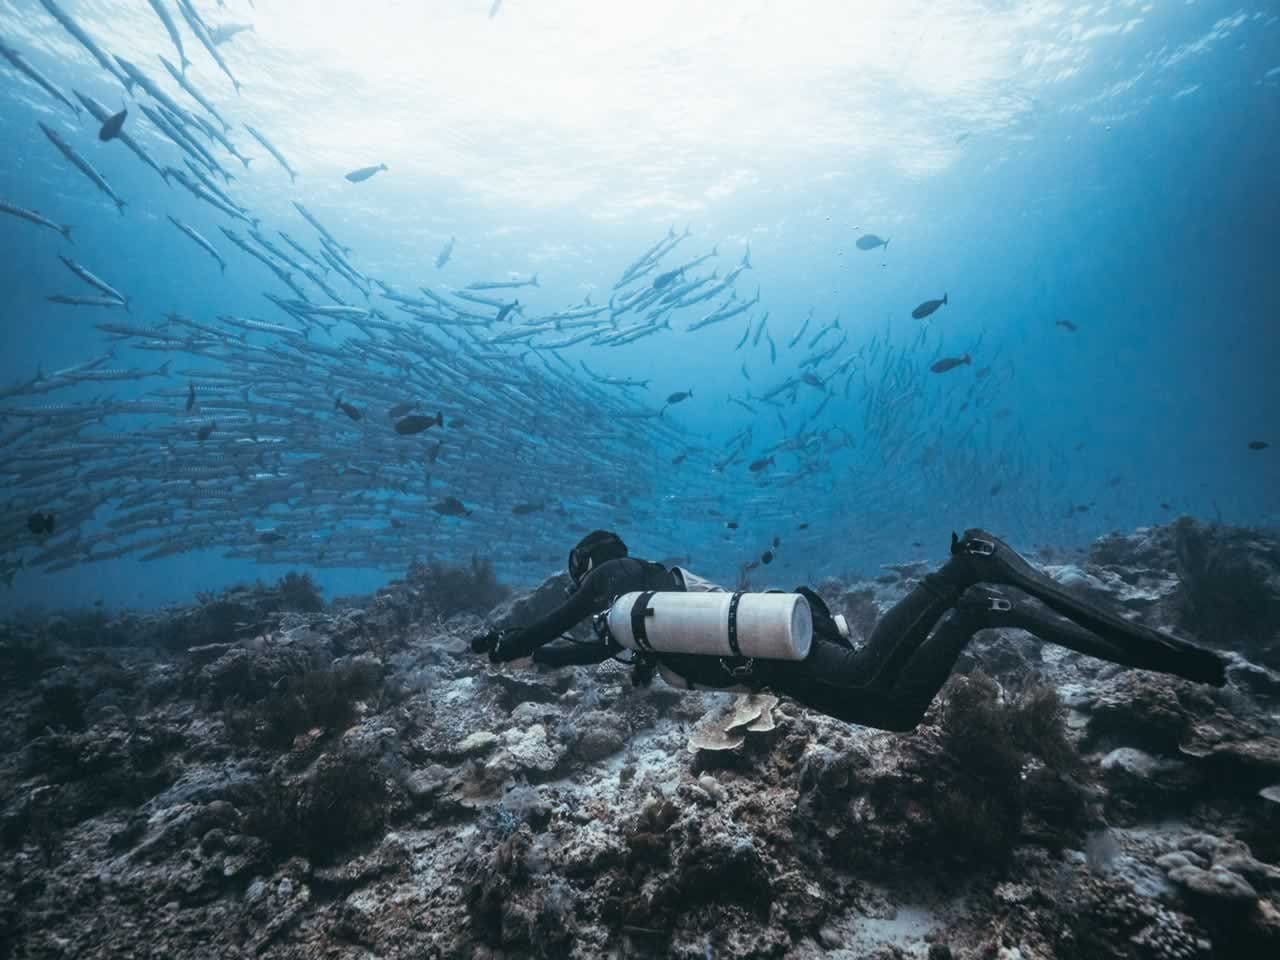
[0, 0, 1277, 612]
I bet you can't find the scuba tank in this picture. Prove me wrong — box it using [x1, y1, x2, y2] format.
[606, 591, 812, 661]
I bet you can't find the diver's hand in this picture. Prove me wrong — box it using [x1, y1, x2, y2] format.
[470, 628, 530, 663]
[469, 630, 502, 656]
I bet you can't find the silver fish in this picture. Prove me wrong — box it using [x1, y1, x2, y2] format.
[159, 55, 232, 135]
[36, 0, 131, 90]
[58, 256, 127, 307]
[144, 0, 191, 72]
[175, 0, 241, 93]
[0, 38, 81, 117]
[168, 216, 226, 273]
[0, 198, 72, 242]
[436, 236, 455, 269]
[244, 125, 298, 182]
[47, 294, 124, 308]
[38, 122, 125, 214]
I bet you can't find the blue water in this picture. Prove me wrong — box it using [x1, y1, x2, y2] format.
[1, 0, 1277, 613]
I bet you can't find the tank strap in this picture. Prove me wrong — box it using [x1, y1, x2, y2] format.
[727, 592, 744, 657]
[630, 591, 657, 652]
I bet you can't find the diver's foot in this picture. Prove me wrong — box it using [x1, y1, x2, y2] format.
[933, 528, 1048, 591]
[952, 585, 1227, 687]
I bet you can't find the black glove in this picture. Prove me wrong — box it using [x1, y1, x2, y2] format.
[470, 630, 502, 655]
[470, 628, 531, 663]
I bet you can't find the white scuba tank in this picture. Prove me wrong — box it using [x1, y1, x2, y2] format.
[606, 591, 813, 661]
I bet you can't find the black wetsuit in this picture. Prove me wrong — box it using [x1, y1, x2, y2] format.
[487, 532, 1226, 733]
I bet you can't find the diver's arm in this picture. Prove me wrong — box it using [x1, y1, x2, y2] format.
[532, 638, 620, 667]
[484, 558, 653, 662]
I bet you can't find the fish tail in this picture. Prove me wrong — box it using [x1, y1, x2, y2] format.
[531, 273, 539, 287]
[943, 292, 948, 305]
[60, 224, 74, 244]
[963, 354, 971, 365]
[883, 238, 889, 250]
[181, 55, 192, 73]
[123, 298, 131, 313]
[436, 412, 444, 427]
[116, 199, 127, 215]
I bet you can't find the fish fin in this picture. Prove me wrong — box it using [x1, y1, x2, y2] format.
[116, 200, 126, 215]
[158, 360, 173, 376]
[61, 224, 74, 244]
[531, 273, 539, 287]
[742, 246, 752, 269]
[883, 238, 890, 250]
[943, 293, 948, 305]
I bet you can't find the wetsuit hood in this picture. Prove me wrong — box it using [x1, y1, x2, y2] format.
[569, 530, 628, 589]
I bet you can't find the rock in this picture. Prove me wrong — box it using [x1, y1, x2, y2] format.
[489, 724, 560, 775]
[1099, 748, 1197, 817]
[1170, 518, 1280, 669]
[1083, 671, 1215, 753]
[1168, 864, 1258, 903]
[817, 924, 844, 948]
[457, 732, 500, 756]
[572, 711, 627, 763]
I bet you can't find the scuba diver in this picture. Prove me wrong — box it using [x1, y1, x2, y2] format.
[470, 529, 1227, 732]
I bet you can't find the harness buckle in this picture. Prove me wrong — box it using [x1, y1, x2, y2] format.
[720, 657, 755, 679]
[988, 597, 1012, 613]
[965, 538, 996, 557]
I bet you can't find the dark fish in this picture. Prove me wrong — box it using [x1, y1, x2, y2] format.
[27, 512, 56, 535]
[990, 482, 1002, 496]
[429, 441, 442, 463]
[1055, 319, 1078, 332]
[1076, 504, 1091, 514]
[345, 163, 387, 183]
[1248, 440, 1269, 451]
[911, 294, 947, 319]
[671, 452, 687, 465]
[749, 455, 775, 473]
[801, 372, 823, 388]
[930, 354, 971, 374]
[761, 550, 774, 565]
[726, 521, 738, 530]
[1160, 502, 1172, 510]
[1107, 476, 1123, 488]
[772, 536, 780, 548]
[911, 540, 923, 547]
[432, 496, 471, 517]
[856, 234, 889, 251]
[335, 397, 363, 421]
[652, 267, 683, 290]
[666, 390, 692, 405]
[798, 522, 809, 530]
[495, 300, 520, 323]
[185, 381, 196, 412]
[258, 531, 285, 544]
[98, 107, 127, 142]
[394, 412, 444, 435]
[975, 366, 991, 379]
[196, 420, 216, 442]
[388, 401, 415, 419]
[512, 502, 545, 515]
[390, 518, 405, 529]
[448, 417, 466, 429]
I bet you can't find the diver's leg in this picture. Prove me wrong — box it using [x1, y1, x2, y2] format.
[768, 586, 997, 731]
[946, 529, 1225, 686]
[800, 570, 965, 692]
[970, 586, 1224, 684]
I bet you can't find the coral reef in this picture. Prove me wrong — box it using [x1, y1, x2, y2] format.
[0, 520, 1278, 959]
